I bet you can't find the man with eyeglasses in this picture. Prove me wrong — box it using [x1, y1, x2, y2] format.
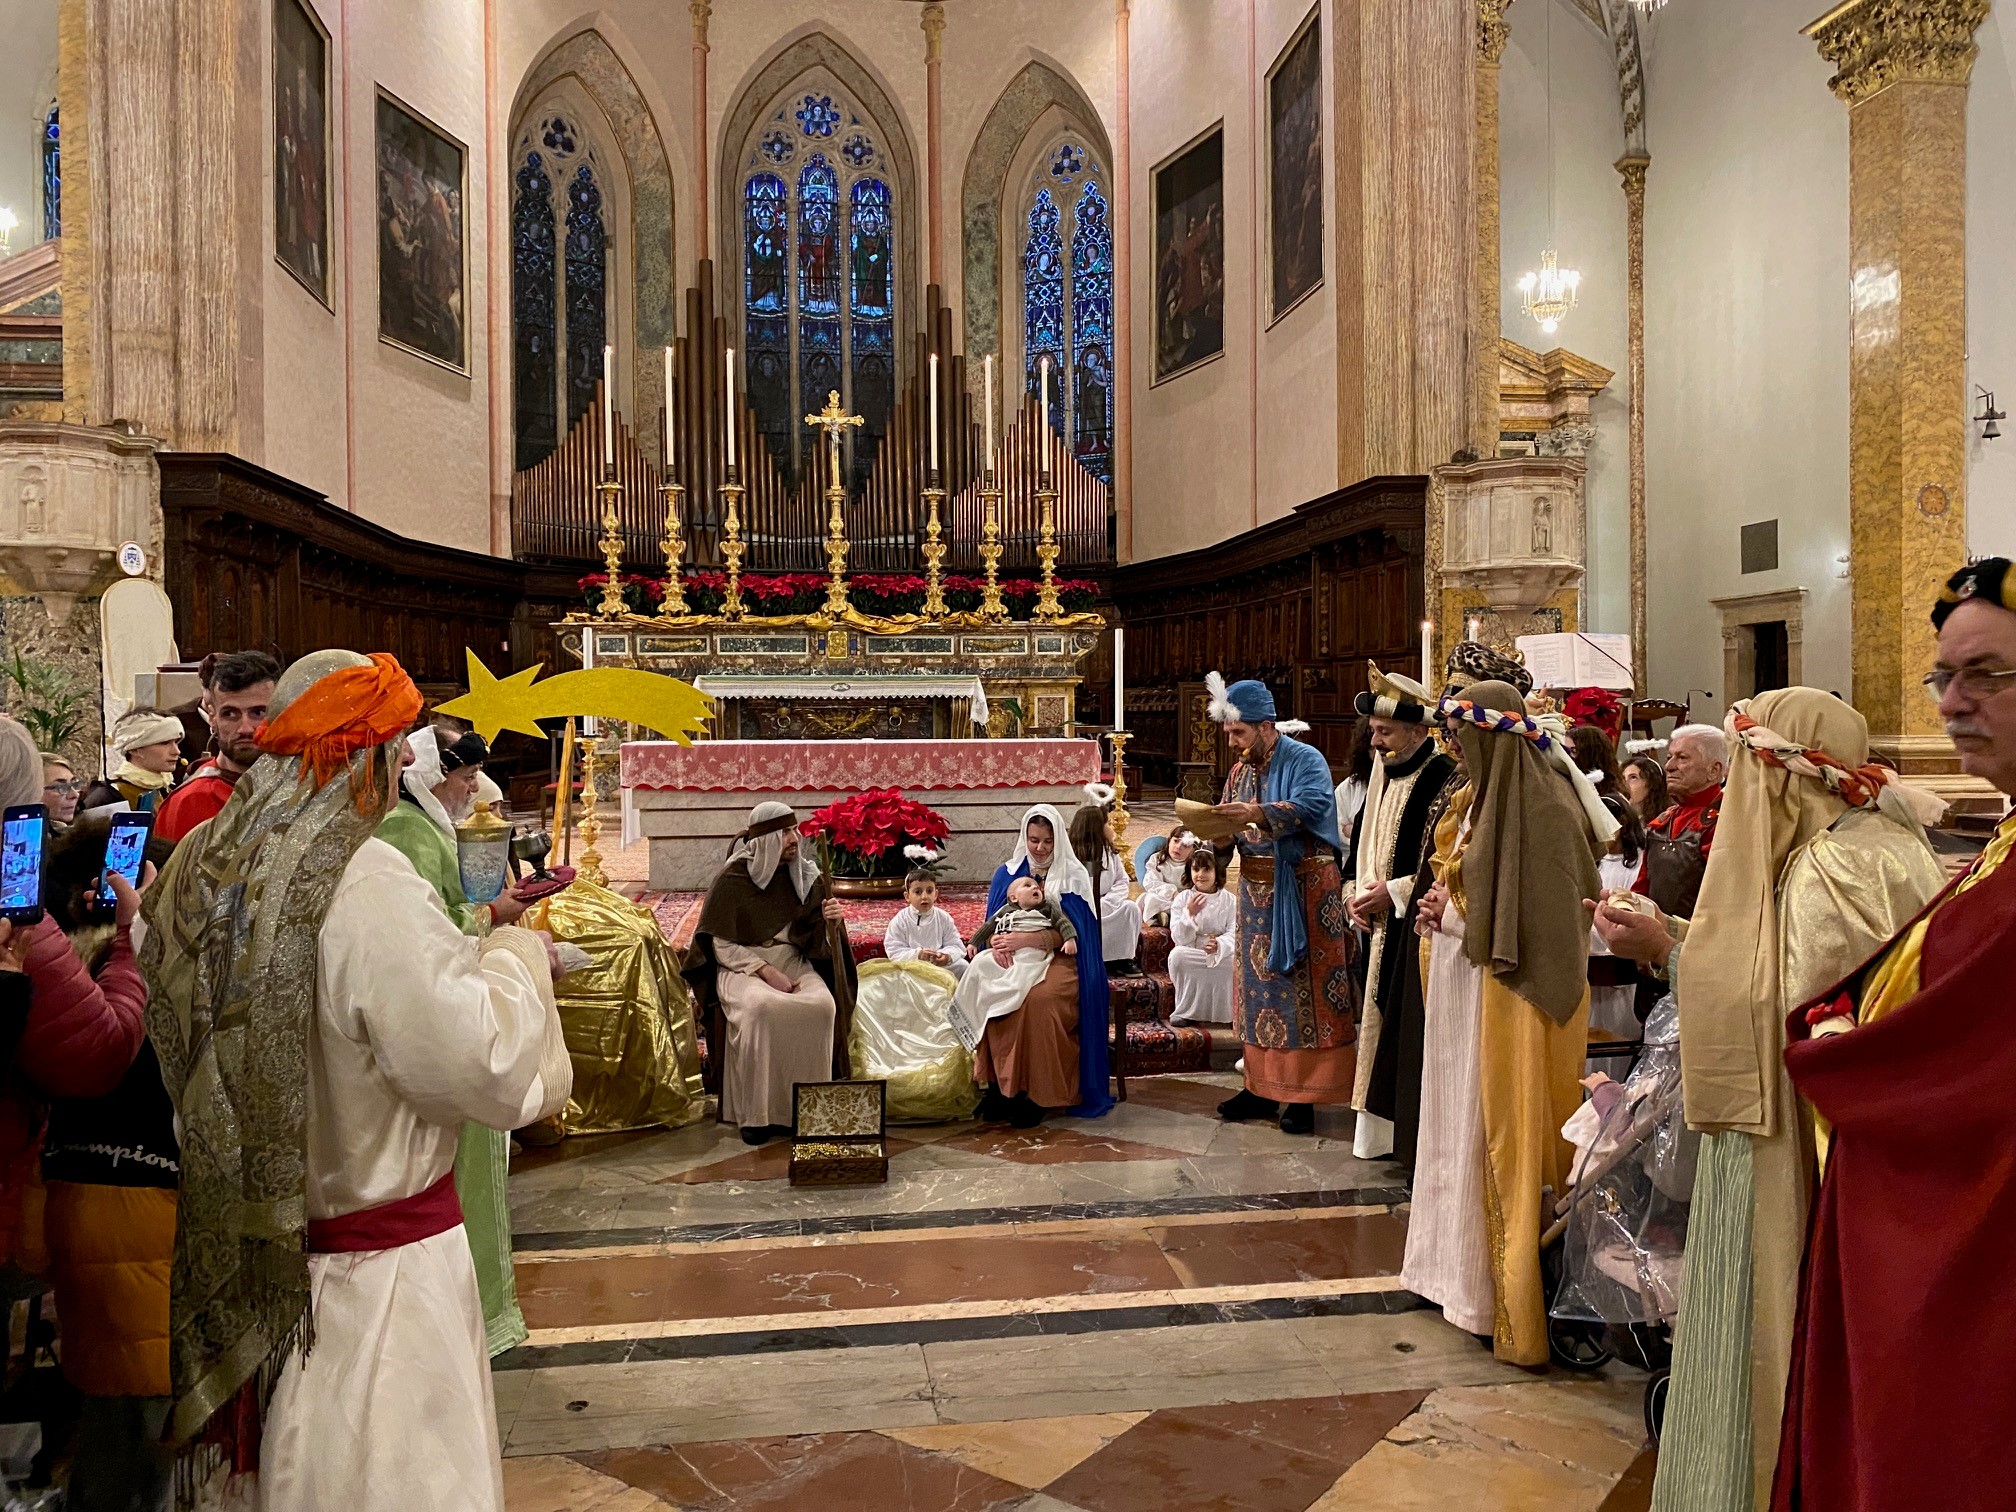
[1770, 557, 2016, 1512]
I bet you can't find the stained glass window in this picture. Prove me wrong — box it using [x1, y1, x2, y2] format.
[41, 105, 59, 240]
[509, 113, 611, 472]
[511, 151, 558, 472]
[1020, 141, 1114, 486]
[737, 89, 899, 485]
[563, 163, 606, 430]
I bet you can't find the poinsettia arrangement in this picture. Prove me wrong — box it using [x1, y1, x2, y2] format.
[1564, 686, 1624, 742]
[579, 571, 1098, 617]
[799, 788, 951, 878]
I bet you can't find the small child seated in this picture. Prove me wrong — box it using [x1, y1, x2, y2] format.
[1168, 845, 1236, 1026]
[947, 875, 1077, 1053]
[883, 870, 967, 978]
[1140, 827, 1199, 926]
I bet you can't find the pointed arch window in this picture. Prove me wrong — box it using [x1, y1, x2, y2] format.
[1020, 141, 1112, 485]
[739, 87, 898, 487]
[511, 113, 610, 472]
[41, 104, 60, 239]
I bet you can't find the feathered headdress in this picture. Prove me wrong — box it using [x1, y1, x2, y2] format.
[1205, 671, 1235, 725]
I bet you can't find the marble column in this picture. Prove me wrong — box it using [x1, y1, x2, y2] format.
[1804, 0, 1986, 760]
[922, 3, 946, 288]
[1617, 153, 1648, 691]
[1114, 0, 1133, 562]
[1473, 0, 1512, 462]
[692, 1, 713, 265]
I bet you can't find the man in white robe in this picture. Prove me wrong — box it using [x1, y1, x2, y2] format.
[142, 650, 570, 1512]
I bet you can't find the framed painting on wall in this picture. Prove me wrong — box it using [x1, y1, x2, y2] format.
[1268, 9, 1323, 320]
[375, 89, 468, 372]
[272, 0, 330, 304]
[1152, 126, 1224, 384]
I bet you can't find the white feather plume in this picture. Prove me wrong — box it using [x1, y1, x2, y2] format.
[1083, 781, 1116, 806]
[1276, 719, 1311, 735]
[1205, 670, 1235, 725]
[1624, 738, 1666, 756]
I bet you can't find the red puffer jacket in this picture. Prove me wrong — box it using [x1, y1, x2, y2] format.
[0, 918, 148, 1268]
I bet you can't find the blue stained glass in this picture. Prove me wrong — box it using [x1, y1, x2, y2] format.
[563, 163, 608, 430]
[849, 178, 895, 486]
[795, 94, 840, 137]
[1023, 188, 1066, 427]
[841, 132, 876, 169]
[1049, 143, 1084, 182]
[41, 106, 59, 239]
[744, 174, 788, 316]
[511, 151, 557, 471]
[1069, 181, 1114, 485]
[760, 128, 793, 163]
[542, 116, 576, 155]
[744, 173, 793, 475]
[797, 156, 843, 428]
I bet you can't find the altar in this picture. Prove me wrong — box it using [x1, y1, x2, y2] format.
[623, 737, 1101, 890]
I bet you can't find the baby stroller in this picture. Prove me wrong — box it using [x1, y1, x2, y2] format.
[1542, 993, 1698, 1443]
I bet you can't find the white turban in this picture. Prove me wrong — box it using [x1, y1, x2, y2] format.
[728, 800, 819, 899]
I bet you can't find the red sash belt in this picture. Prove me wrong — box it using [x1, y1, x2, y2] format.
[306, 1171, 463, 1254]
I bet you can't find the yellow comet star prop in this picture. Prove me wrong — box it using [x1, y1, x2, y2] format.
[436, 651, 713, 743]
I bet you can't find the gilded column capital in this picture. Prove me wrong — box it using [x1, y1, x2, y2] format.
[1803, 0, 1989, 105]
[921, 2, 946, 59]
[1478, 0, 1514, 66]
[1616, 152, 1649, 204]
[689, 0, 711, 48]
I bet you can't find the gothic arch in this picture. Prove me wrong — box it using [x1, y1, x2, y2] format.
[960, 60, 1114, 368]
[511, 27, 675, 457]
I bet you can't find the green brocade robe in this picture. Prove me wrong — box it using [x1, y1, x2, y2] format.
[375, 800, 528, 1358]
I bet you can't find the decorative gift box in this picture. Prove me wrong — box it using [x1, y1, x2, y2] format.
[789, 1079, 890, 1187]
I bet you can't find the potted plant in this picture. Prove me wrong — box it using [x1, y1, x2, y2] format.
[799, 787, 951, 897]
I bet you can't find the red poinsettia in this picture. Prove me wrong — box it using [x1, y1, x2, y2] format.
[799, 788, 952, 877]
[1565, 686, 1624, 742]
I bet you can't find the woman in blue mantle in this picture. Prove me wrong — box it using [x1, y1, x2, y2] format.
[976, 803, 1115, 1124]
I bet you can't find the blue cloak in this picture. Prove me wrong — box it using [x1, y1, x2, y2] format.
[985, 862, 1115, 1118]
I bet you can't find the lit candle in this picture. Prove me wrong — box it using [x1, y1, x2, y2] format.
[1467, 616, 1481, 642]
[984, 354, 996, 470]
[1115, 626, 1126, 732]
[1039, 357, 1052, 475]
[724, 347, 737, 469]
[673, 344, 689, 473]
[602, 344, 615, 467]
[928, 354, 940, 474]
[1420, 619, 1435, 685]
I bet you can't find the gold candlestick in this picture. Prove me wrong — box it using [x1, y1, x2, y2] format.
[576, 733, 606, 888]
[1107, 729, 1135, 872]
[1033, 474, 1062, 622]
[803, 390, 865, 620]
[920, 477, 948, 620]
[660, 479, 688, 614]
[596, 473, 626, 617]
[718, 470, 747, 620]
[977, 470, 1007, 621]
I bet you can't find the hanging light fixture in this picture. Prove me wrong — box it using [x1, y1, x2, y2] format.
[1627, 0, 1670, 12]
[1518, 0, 1582, 338]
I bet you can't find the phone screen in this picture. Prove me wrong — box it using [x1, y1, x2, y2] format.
[1, 810, 44, 913]
[100, 817, 151, 904]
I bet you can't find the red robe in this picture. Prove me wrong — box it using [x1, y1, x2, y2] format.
[1772, 841, 2016, 1511]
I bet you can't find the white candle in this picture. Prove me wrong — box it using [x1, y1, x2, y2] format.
[1039, 357, 1052, 474]
[928, 354, 940, 473]
[984, 354, 996, 470]
[602, 344, 615, 467]
[1467, 616, 1481, 642]
[724, 347, 737, 468]
[673, 344, 689, 473]
[581, 629, 597, 737]
[1420, 620, 1435, 685]
[1114, 626, 1126, 732]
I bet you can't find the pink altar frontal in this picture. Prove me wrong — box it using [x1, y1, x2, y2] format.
[622, 738, 1103, 892]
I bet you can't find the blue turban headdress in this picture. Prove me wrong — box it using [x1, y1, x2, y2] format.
[1205, 671, 1277, 724]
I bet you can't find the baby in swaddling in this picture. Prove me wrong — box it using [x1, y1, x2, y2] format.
[946, 876, 1078, 1050]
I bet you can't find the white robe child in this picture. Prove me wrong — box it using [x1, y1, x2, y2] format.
[1140, 850, 1190, 925]
[1095, 859, 1142, 964]
[883, 904, 969, 978]
[947, 906, 1061, 1051]
[247, 839, 571, 1512]
[1167, 886, 1236, 1025]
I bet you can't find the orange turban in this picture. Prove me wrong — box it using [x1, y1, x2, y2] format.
[256, 652, 423, 792]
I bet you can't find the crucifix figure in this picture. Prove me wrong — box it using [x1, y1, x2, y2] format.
[804, 390, 865, 618]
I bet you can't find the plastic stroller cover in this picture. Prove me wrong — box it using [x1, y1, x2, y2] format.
[848, 957, 982, 1122]
[1551, 994, 1700, 1326]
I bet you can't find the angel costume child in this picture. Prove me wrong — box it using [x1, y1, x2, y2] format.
[1140, 828, 1198, 926]
[1168, 847, 1236, 1026]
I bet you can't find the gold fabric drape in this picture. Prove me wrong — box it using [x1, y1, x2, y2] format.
[530, 882, 709, 1135]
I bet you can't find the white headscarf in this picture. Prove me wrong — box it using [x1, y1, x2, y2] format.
[1006, 802, 1094, 909]
[727, 799, 819, 899]
[400, 726, 457, 837]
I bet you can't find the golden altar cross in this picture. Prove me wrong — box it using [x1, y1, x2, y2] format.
[805, 390, 866, 618]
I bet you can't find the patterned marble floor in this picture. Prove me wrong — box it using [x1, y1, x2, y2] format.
[502, 1072, 1656, 1511]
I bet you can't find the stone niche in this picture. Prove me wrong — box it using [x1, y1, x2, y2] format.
[1434, 452, 1586, 616]
[0, 420, 163, 621]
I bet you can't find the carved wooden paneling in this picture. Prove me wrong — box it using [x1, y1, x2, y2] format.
[1109, 478, 1428, 779]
